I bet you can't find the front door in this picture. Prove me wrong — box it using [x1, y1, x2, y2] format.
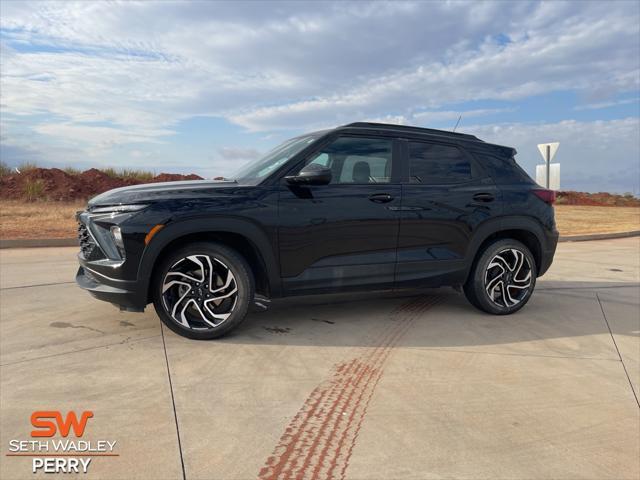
[278, 135, 401, 295]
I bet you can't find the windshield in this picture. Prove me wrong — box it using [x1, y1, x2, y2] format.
[231, 134, 320, 185]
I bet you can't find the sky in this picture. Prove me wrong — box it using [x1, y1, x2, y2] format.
[0, 0, 639, 193]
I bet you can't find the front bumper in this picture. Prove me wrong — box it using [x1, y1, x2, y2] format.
[75, 208, 152, 311]
[76, 264, 145, 312]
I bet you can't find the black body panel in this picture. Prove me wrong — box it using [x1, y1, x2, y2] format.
[75, 122, 558, 311]
[395, 177, 501, 288]
[278, 183, 402, 294]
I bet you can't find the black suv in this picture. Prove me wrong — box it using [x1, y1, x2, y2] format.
[76, 122, 558, 339]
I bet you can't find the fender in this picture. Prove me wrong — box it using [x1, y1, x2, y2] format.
[136, 217, 282, 301]
[463, 215, 547, 278]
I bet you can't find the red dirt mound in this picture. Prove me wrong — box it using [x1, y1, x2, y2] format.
[556, 191, 640, 207]
[2, 168, 637, 206]
[78, 168, 141, 194]
[1, 168, 85, 201]
[153, 173, 202, 182]
[0, 168, 203, 201]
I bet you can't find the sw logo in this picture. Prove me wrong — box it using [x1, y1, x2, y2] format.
[30, 411, 95, 474]
[31, 410, 94, 438]
[7, 410, 117, 474]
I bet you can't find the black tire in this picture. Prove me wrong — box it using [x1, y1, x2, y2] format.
[463, 239, 537, 315]
[152, 242, 254, 340]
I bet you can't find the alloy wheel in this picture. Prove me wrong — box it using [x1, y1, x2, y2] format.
[484, 248, 532, 308]
[161, 254, 238, 330]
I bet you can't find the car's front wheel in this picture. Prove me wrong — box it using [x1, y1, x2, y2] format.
[464, 239, 537, 315]
[152, 242, 254, 339]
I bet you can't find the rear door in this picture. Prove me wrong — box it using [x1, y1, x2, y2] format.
[278, 135, 402, 294]
[395, 139, 501, 287]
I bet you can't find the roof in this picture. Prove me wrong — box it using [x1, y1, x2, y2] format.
[339, 122, 482, 142]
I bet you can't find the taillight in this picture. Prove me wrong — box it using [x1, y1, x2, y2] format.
[532, 189, 556, 204]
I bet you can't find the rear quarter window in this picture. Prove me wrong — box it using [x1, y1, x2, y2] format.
[473, 152, 535, 185]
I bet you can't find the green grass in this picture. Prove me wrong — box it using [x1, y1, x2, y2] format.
[0, 161, 40, 176]
[101, 167, 118, 178]
[118, 168, 155, 181]
[62, 166, 82, 176]
[1, 163, 156, 181]
[0, 161, 11, 177]
[99, 167, 154, 181]
[23, 178, 46, 202]
[17, 161, 39, 172]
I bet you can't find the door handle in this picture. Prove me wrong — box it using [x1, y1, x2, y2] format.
[369, 193, 394, 203]
[473, 193, 494, 202]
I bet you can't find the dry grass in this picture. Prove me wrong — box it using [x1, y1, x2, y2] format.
[0, 201, 639, 240]
[1, 200, 83, 239]
[554, 205, 640, 236]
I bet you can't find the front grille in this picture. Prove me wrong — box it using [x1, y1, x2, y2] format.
[77, 221, 106, 261]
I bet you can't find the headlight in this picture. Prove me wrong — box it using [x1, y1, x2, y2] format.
[110, 226, 124, 249]
[110, 226, 126, 258]
[89, 223, 122, 260]
[91, 204, 148, 214]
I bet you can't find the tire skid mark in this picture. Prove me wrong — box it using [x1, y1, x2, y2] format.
[335, 304, 427, 480]
[268, 303, 416, 480]
[258, 295, 441, 480]
[289, 301, 420, 479]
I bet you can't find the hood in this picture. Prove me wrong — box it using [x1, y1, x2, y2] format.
[88, 180, 243, 207]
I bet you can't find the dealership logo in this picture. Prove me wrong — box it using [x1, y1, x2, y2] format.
[31, 411, 94, 438]
[6, 411, 117, 474]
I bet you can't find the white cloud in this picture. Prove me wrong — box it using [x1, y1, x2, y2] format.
[33, 123, 173, 148]
[228, 10, 640, 132]
[2, 1, 638, 134]
[574, 98, 639, 111]
[413, 108, 512, 124]
[0, 1, 639, 192]
[218, 146, 262, 161]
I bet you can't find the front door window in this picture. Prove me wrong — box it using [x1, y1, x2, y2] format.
[306, 136, 392, 184]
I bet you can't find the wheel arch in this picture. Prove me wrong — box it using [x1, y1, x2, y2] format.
[465, 216, 545, 281]
[138, 218, 280, 304]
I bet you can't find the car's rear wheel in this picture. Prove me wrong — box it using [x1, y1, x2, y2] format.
[152, 242, 254, 339]
[464, 239, 537, 315]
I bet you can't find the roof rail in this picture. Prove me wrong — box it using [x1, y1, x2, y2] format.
[342, 122, 480, 141]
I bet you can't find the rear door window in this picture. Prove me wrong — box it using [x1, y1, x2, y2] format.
[408, 142, 472, 184]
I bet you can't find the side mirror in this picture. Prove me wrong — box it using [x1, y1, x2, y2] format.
[285, 163, 332, 186]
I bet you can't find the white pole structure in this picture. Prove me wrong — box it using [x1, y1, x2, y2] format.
[537, 142, 560, 190]
[546, 144, 550, 189]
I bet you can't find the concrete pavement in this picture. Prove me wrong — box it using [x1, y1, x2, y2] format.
[1, 238, 639, 479]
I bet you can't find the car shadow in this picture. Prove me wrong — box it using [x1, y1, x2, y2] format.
[212, 281, 639, 349]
